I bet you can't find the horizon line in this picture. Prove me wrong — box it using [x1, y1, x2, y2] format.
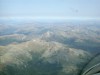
[0, 16, 100, 20]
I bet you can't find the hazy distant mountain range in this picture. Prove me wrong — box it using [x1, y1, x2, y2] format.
[0, 21, 100, 75]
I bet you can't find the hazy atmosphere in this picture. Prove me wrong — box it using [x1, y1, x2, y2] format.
[0, 0, 100, 75]
[0, 0, 100, 19]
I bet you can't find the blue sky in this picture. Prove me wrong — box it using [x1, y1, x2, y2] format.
[0, 0, 100, 20]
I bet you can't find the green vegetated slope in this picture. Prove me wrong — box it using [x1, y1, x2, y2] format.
[0, 39, 91, 75]
[0, 22, 100, 75]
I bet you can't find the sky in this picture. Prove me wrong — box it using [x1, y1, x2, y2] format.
[0, 0, 100, 20]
